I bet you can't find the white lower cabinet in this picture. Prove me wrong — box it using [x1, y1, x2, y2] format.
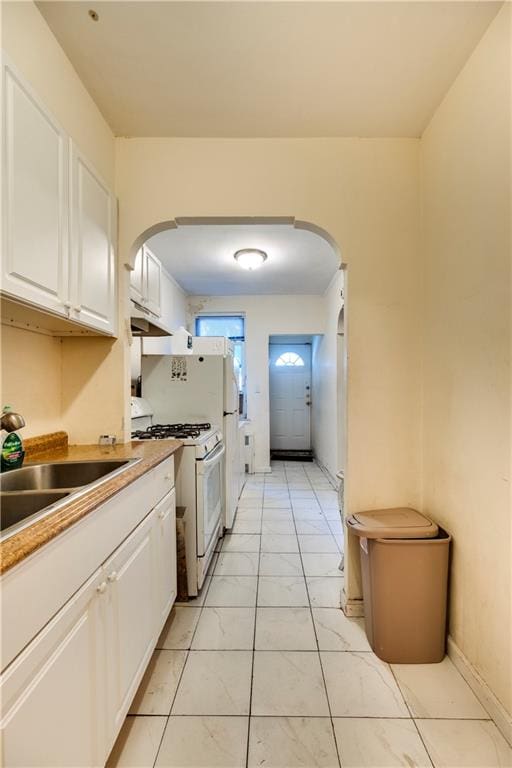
[104, 509, 157, 741]
[154, 490, 178, 630]
[0, 484, 177, 768]
[104, 490, 177, 743]
[0, 568, 109, 767]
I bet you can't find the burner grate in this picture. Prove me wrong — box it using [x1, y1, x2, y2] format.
[132, 422, 211, 440]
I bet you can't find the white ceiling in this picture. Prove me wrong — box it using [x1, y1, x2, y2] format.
[147, 223, 339, 295]
[36, 1, 500, 138]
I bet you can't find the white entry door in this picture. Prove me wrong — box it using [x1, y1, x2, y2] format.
[269, 344, 312, 451]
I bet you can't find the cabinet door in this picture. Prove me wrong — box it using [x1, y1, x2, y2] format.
[153, 489, 177, 631]
[2, 61, 69, 316]
[0, 569, 108, 768]
[70, 142, 116, 335]
[144, 246, 161, 317]
[103, 511, 156, 739]
[130, 247, 144, 305]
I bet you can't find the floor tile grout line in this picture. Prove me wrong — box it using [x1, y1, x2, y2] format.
[388, 664, 437, 767]
[135, 712, 499, 720]
[167, 550, 217, 687]
[291, 462, 342, 768]
[152, 545, 227, 766]
[150, 603, 202, 766]
[312, 462, 347, 767]
[243, 495, 262, 768]
[148, 463, 420, 767]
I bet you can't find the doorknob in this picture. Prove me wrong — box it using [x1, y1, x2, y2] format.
[306, 401, 311, 406]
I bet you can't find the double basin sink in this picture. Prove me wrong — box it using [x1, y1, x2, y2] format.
[0, 459, 139, 540]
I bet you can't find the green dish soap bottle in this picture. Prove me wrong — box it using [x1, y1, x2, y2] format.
[1, 406, 26, 472]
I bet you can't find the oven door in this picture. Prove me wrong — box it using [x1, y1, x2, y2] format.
[196, 442, 225, 557]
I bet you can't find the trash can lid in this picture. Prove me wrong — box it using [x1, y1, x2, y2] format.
[347, 507, 438, 539]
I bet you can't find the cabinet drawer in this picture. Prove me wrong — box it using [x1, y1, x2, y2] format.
[149, 456, 174, 499]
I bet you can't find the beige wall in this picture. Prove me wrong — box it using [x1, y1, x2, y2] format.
[420, 5, 511, 715]
[116, 136, 423, 602]
[1, 2, 126, 445]
[0, 326, 63, 438]
[188, 294, 326, 472]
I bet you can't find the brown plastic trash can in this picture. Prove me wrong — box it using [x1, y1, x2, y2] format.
[347, 508, 451, 664]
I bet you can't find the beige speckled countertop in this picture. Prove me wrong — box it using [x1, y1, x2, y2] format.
[0, 439, 183, 575]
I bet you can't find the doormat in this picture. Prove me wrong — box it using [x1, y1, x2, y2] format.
[270, 449, 314, 462]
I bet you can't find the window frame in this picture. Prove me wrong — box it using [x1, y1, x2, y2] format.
[195, 313, 247, 416]
[274, 351, 306, 367]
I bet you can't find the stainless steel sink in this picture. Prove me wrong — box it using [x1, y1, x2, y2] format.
[0, 460, 132, 492]
[0, 491, 71, 532]
[0, 458, 140, 540]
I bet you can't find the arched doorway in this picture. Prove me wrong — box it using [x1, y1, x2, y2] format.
[127, 217, 353, 610]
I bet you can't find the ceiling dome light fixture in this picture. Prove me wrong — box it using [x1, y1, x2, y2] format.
[234, 248, 268, 270]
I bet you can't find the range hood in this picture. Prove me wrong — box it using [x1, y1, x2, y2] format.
[130, 302, 172, 337]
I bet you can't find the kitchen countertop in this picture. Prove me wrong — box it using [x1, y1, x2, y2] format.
[0, 440, 183, 575]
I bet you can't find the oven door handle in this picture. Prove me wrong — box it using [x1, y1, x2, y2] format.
[201, 442, 225, 467]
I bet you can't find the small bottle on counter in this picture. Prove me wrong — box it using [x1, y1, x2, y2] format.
[1, 406, 26, 472]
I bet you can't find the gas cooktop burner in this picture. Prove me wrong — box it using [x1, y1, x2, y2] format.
[131, 422, 212, 440]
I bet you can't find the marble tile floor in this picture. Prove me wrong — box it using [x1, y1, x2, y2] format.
[108, 461, 511, 768]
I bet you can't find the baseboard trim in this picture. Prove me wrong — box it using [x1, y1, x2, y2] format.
[341, 592, 365, 617]
[254, 465, 272, 474]
[312, 459, 338, 489]
[447, 636, 512, 746]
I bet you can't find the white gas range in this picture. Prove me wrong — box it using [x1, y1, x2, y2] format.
[131, 397, 224, 596]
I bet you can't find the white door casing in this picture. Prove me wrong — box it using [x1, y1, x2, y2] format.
[269, 344, 312, 451]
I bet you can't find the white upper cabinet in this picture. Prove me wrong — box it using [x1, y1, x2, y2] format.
[130, 245, 161, 318]
[130, 247, 145, 306]
[2, 61, 69, 317]
[1, 59, 117, 336]
[70, 143, 116, 335]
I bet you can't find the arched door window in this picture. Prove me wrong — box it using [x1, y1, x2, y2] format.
[275, 352, 305, 367]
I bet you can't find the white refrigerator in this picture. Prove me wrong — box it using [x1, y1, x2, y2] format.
[141, 345, 241, 529]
